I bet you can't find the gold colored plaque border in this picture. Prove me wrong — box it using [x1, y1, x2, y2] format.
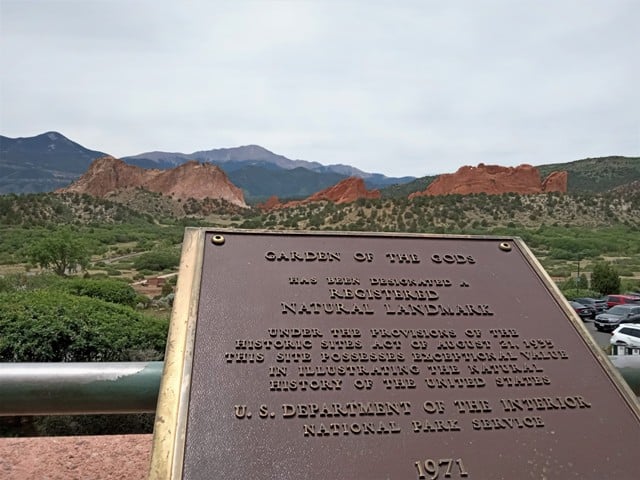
[150, 228, 204, 479]
[149, 229, 640, 479]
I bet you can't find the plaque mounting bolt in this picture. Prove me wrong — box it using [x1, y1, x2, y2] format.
[499, 242, 512, 252]
[212, 235, 225, 246]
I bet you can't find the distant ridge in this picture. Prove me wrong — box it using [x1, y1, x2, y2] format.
[537, 156, 640, 193]
[381, 156, 640, 197]
[2, 131, 638, 198]
[0, 132, 413, 198]
[124, 144, 415, 199]
[0, 131, 108, 193]
[127, 144, 380, 179]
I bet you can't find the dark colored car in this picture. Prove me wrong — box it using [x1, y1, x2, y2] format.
[569, 301, 596, 320]
[573, 297, 607, 316]
[605, 294, 640, 308]
[595, 304, 640, 332]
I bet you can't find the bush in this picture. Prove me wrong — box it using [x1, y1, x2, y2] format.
[621, 278, 640, 293]
[561, 288, 602, 300]
[59, 278, 138, 307]
[161, 282, 174, 296]
[32, 413, 155, 436]
[0, 272, 64, 293]
[132, 248, 180, 272]
[0, 290, 168, 362]
[0, 413, 155, 437]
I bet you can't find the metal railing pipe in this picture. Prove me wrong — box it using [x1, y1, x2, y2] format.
[0, 361, 162, 416]
[0, 359, 638, 416]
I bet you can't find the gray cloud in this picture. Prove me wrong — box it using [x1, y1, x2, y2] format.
[1, 0, 638, 177]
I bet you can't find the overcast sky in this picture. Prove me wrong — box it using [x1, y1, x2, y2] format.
[1, 0, 638, 177]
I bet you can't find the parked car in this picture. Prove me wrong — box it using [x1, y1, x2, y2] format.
[573, 297, 607, 315]
[595, 304, 640, 332]
[569, 301, 596, 320]
[605, 294, 640, 308]
[610, 324, 640, 349]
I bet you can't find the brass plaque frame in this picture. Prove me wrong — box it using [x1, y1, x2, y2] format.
[149, 228, 640, 480]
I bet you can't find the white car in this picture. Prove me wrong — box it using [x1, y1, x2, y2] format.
[610, 324, 640, 349]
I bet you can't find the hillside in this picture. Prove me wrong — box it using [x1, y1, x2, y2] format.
[2, 185, 638, 232]
[1, 188, 639, 292]
[0, 132, 413, 197]
[0, 192, 155, 226]
[227, 165, 348, 202]
[243, 190, 640, 232]
[380, 175, 438, 198]
[381, 157, 639, 197]
[0, 132, 108, 193]
[537, 156, 640, 193]
[2, 131, 637, 199]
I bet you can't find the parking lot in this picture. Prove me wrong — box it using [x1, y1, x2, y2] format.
[581, 319, 612, 350]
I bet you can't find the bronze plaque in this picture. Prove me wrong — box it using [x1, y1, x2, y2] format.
[150, 229, 640, 479]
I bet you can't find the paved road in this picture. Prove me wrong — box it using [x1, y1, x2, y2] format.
[580, 318, 611, 350]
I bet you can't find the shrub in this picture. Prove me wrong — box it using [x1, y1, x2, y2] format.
[161, 282, 174, 296]
[0, 290, 168, 362]
[32, 413, 155, 436]
[132, 249, 180, 272]
[621, 278, 640, 293]
[561, 288, 602, 300]
[0, 272, 64, 293]
[60, 278, 138, 307]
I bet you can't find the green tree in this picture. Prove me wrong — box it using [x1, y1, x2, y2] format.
[591, 262, 621, 295]
[28, 230, 89, 276]
[575, 273, 589, 290]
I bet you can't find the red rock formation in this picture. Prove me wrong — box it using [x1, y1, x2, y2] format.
[58, 156, 247, 207]
[409, 164, 568, 198]
[541, 171, 568, 193]
[305, 177, 381, 204]
[257, 195, 283, 210]
[259, 177, 380, 210]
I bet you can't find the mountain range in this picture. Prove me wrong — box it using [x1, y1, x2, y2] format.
[1, 131, 638, 200]
[0, 132, 413, 200]
[0, 132, 107, 194]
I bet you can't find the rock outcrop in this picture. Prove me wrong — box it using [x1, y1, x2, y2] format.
[258, 195, 283, 210]
[409, 164, 567, 198]
[305, 177, 381, 204]
[57, 156, 247, 207]
[258, 177, 380, 210]
[541, 171, 569, 193]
